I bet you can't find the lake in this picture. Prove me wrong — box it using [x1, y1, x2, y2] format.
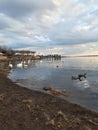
[8, 57, 98, 112]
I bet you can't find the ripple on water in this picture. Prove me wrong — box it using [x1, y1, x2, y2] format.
[73, 79, 90, 90]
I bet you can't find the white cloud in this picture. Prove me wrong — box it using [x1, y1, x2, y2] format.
[0, 0, 98, 55]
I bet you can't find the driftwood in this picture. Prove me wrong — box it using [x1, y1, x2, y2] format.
[43, 87, 68, 97]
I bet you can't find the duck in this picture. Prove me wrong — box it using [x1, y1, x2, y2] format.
[72, 73, 86, 81]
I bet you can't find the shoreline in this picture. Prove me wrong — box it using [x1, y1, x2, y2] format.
[0, 73, 98, 130]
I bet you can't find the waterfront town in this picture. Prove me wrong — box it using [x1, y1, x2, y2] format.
[0, 46, 61, 61]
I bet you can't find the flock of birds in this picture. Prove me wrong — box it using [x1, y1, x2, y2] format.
[8, 60, 86, 81]
[8, 59, 43, 70]
[8, 60, 32, 70]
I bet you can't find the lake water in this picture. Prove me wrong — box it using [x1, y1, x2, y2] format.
[8, 57, 98, 112]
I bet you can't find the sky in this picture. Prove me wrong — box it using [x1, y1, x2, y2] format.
[0, 0, 98, 55]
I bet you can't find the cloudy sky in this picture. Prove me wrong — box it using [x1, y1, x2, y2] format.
[0, 0, 98, 55]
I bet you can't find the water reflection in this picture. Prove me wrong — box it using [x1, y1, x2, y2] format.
[73, 79, 90, 90]
[8, 57, 98, 112]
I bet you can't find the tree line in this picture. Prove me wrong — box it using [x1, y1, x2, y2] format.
[0, 46, 36, 57]
[0, 46, 15, 57]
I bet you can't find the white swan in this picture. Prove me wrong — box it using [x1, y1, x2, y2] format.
[40, 60, 43, 63]
[17, 61, 23, 68]
[27, 59, 31, 64]
[8, 62, 13, 69]
[23, 63, 28, 67]
[17, 61, 28, 68]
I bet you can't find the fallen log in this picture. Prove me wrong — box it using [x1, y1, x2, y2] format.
[43, 87, 68, 97]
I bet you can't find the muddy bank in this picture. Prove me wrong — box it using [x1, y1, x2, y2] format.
[0, 73, 98, 130]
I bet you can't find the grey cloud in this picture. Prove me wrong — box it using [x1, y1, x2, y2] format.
[0, 0, 55, 19]
[0, 21, 9, 29]
[0, 14, 10, 30]
[47, 25, 98, 46]
[0, 0, 98, 55]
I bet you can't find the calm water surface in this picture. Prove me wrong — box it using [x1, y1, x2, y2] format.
[8, 57, 98, 112]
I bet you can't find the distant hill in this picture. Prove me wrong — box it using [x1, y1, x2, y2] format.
[62, 55, 98, 57]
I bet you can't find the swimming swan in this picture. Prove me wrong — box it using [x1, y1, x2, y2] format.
[17, 62, 23, 68]
[8, 63, 13, 69]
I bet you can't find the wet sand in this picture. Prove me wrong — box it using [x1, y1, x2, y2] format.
[0, 73, 98, 130]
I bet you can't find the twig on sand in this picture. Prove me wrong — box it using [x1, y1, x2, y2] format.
[22, 99, 33, 111]
[0, 93, 6, 101]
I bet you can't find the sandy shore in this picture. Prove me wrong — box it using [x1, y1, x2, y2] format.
[0, 73, 98, 130]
